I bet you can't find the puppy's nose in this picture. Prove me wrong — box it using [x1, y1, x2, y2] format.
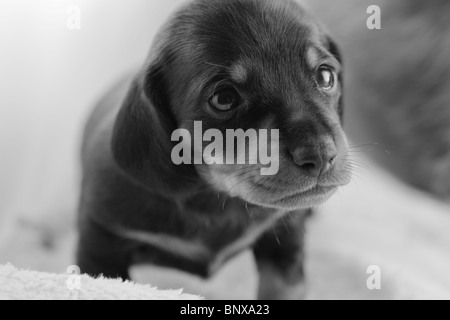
[290, 145, 337, 178]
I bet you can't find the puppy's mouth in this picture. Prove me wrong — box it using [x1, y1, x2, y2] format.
[200, 164, 349, 210]
[273, 184, 337, 202]
[252, 181, 340, 209]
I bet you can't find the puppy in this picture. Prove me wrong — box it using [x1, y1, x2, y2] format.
[77, 0, 351, 300]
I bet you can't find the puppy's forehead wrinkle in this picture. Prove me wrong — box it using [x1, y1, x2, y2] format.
[183, 0, 316, 55]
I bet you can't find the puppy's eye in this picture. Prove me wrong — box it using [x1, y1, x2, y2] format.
[209, 88, 242, 112]
[316, 65, 335, 90]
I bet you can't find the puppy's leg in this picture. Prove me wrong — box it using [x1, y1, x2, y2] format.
[76, 217, 133, 280]
[253, 212, 308, 300]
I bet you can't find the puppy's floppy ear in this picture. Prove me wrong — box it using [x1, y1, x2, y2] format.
[326, 36, 345, 120]
[112, 60, 198, 194]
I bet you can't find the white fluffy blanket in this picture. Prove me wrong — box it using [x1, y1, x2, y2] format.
[0, 264, 201, 300]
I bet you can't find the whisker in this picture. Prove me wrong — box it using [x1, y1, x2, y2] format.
[281, 216, 291, 233]
[222, 167, 267, 206]
[348, 142, 392, 157]
[348, 170, 365, 182]
[272, 228, 281, 245]
[347, 162, 370, 171]
[346, 165, 367, 175]
[228, 175, 258, 194]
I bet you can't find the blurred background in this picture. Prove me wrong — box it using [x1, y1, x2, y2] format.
[0, 0, 449, 299]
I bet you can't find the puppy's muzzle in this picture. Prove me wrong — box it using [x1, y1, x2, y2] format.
[289, 135, 338, 178]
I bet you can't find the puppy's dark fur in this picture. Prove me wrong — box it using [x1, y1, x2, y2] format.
[78, 0, 350, 299]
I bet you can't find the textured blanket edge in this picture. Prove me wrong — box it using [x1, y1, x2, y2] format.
[0, 264, 202, 300]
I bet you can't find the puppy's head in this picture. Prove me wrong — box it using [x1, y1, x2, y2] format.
[113, 0, 351, 209]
